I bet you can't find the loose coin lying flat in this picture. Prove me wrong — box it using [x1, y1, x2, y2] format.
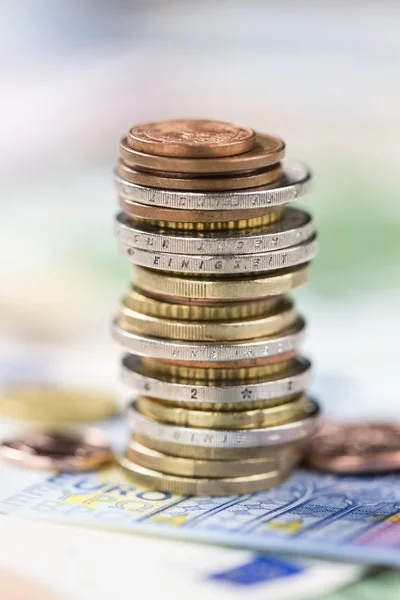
[0, 429, 113, 472]
[0, 385, 117, 423]
[116, 208, 314, 255]
[120, 235, 317, 274]
[133, 264, 311, 300]
[117, 162, 282, 191]
[117, 298, 296, 341]
[127, 119, 256, 158]
[126, 438, 296, 477]
[135, 395, 308, 429]
[305, 422, 400, 474]
[121, 355, 312, 407]
[112, 317, 305, 362]
[115, 159, 310, 210]
[120, 132, 284, 173]
[124, 287, 281, 321]
[118, 455, 287, 495]
[127, 399, 319, 448]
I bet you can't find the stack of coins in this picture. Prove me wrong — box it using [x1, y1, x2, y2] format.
[113, 119, 319, 496]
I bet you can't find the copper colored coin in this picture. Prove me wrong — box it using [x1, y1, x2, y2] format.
[117, 161, 282, 191]
[118, 196, 280, 223]
[305, 422, 400, 474]
[127, 119, 255, 158]
[0, 430, 113, 472]
[120, 133, 285, 174]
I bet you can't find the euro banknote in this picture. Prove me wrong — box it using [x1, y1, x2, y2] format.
[2, 459, 400, 568]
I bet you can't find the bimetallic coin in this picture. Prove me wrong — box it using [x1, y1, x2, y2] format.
[121, 355, 312, 409]
[135, 432, 303, 460]
[126, 439, 298, 477]
[0, 385, 118, 424]
[0, 429, 113, 472]
[120, 132, 284, 173]
[135, 395, 309, 429]
[124, 287, 281, 321]
[117, 298, 296, 341]
[122, 206, 283, 232]
[120, 235, 317, 274]
[133, 264, 311, 300]
[117, 162, 282, 191]
[127, 119, 256, 158]
[118, 196, 282, 226]
[127, 399, 319, 448]
[305, 422, 400, 474]
[115, 208, 314, 255]
[118, 455, 288, 496]
[115, 159, 310, 210]
[112, 317, 305, 362]
[139, 355, 293, 381]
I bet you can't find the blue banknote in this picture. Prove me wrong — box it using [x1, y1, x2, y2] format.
[2, 463, 400, 568]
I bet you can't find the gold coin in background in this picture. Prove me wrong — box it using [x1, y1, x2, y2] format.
[0, 385, 118, 423]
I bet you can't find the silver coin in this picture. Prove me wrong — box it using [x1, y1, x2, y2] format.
[120, 355, 312, 404]
[118, 234, 317, 274]
[115, 208, 314, 256]
[112, 318, 305, 362]
[126, 399, 320, 448]
[114, 159, 311, 211]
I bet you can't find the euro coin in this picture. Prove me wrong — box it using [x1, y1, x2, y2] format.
[0, 385, 118, 424]
[134, 432, 303, 460]
[117, 162, 282, 191]
[135, 394, 309, 429]
[0, 429, 113, 472]
[123, 287, 281, 321]
[126, 439, 299, 478]
[127, 119, 256, 158]
[117, 297, 296, 341]
[118, 455, 288, 496]
[305, 422, 400, 474]
[115, 207, 313, 255]
[132, 264, 311, 300]
[120, 132, 284, 173]
[127, 399, 320, 448]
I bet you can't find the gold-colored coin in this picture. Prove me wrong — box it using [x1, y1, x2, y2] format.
[133, 264, 310, 300]
[117, 298, 295, 342]
[140, 356, 292, 382]
[136, 395, 308, 430]
[128, 211, 283, 231]
[0, 385, 118, 424]
[118, 455, 289, 496]
[124, 286, 281, 321]
[126, 438, 298, 478]
[134, 432, 303, 460]
[117, 161, 282, 191]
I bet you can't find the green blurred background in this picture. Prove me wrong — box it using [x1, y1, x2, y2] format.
[1, 0, 400, 418]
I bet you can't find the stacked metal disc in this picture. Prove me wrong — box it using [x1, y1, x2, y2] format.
[112, 119, 320, 496]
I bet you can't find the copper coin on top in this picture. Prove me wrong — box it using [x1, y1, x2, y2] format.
[0, 429, 113, 472]
[120, 133, 285, 174]
[127, 119, 255, 158]
[305, 421, 400, 474]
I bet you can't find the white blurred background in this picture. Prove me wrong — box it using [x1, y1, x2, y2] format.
[1, 0, 400, 417]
